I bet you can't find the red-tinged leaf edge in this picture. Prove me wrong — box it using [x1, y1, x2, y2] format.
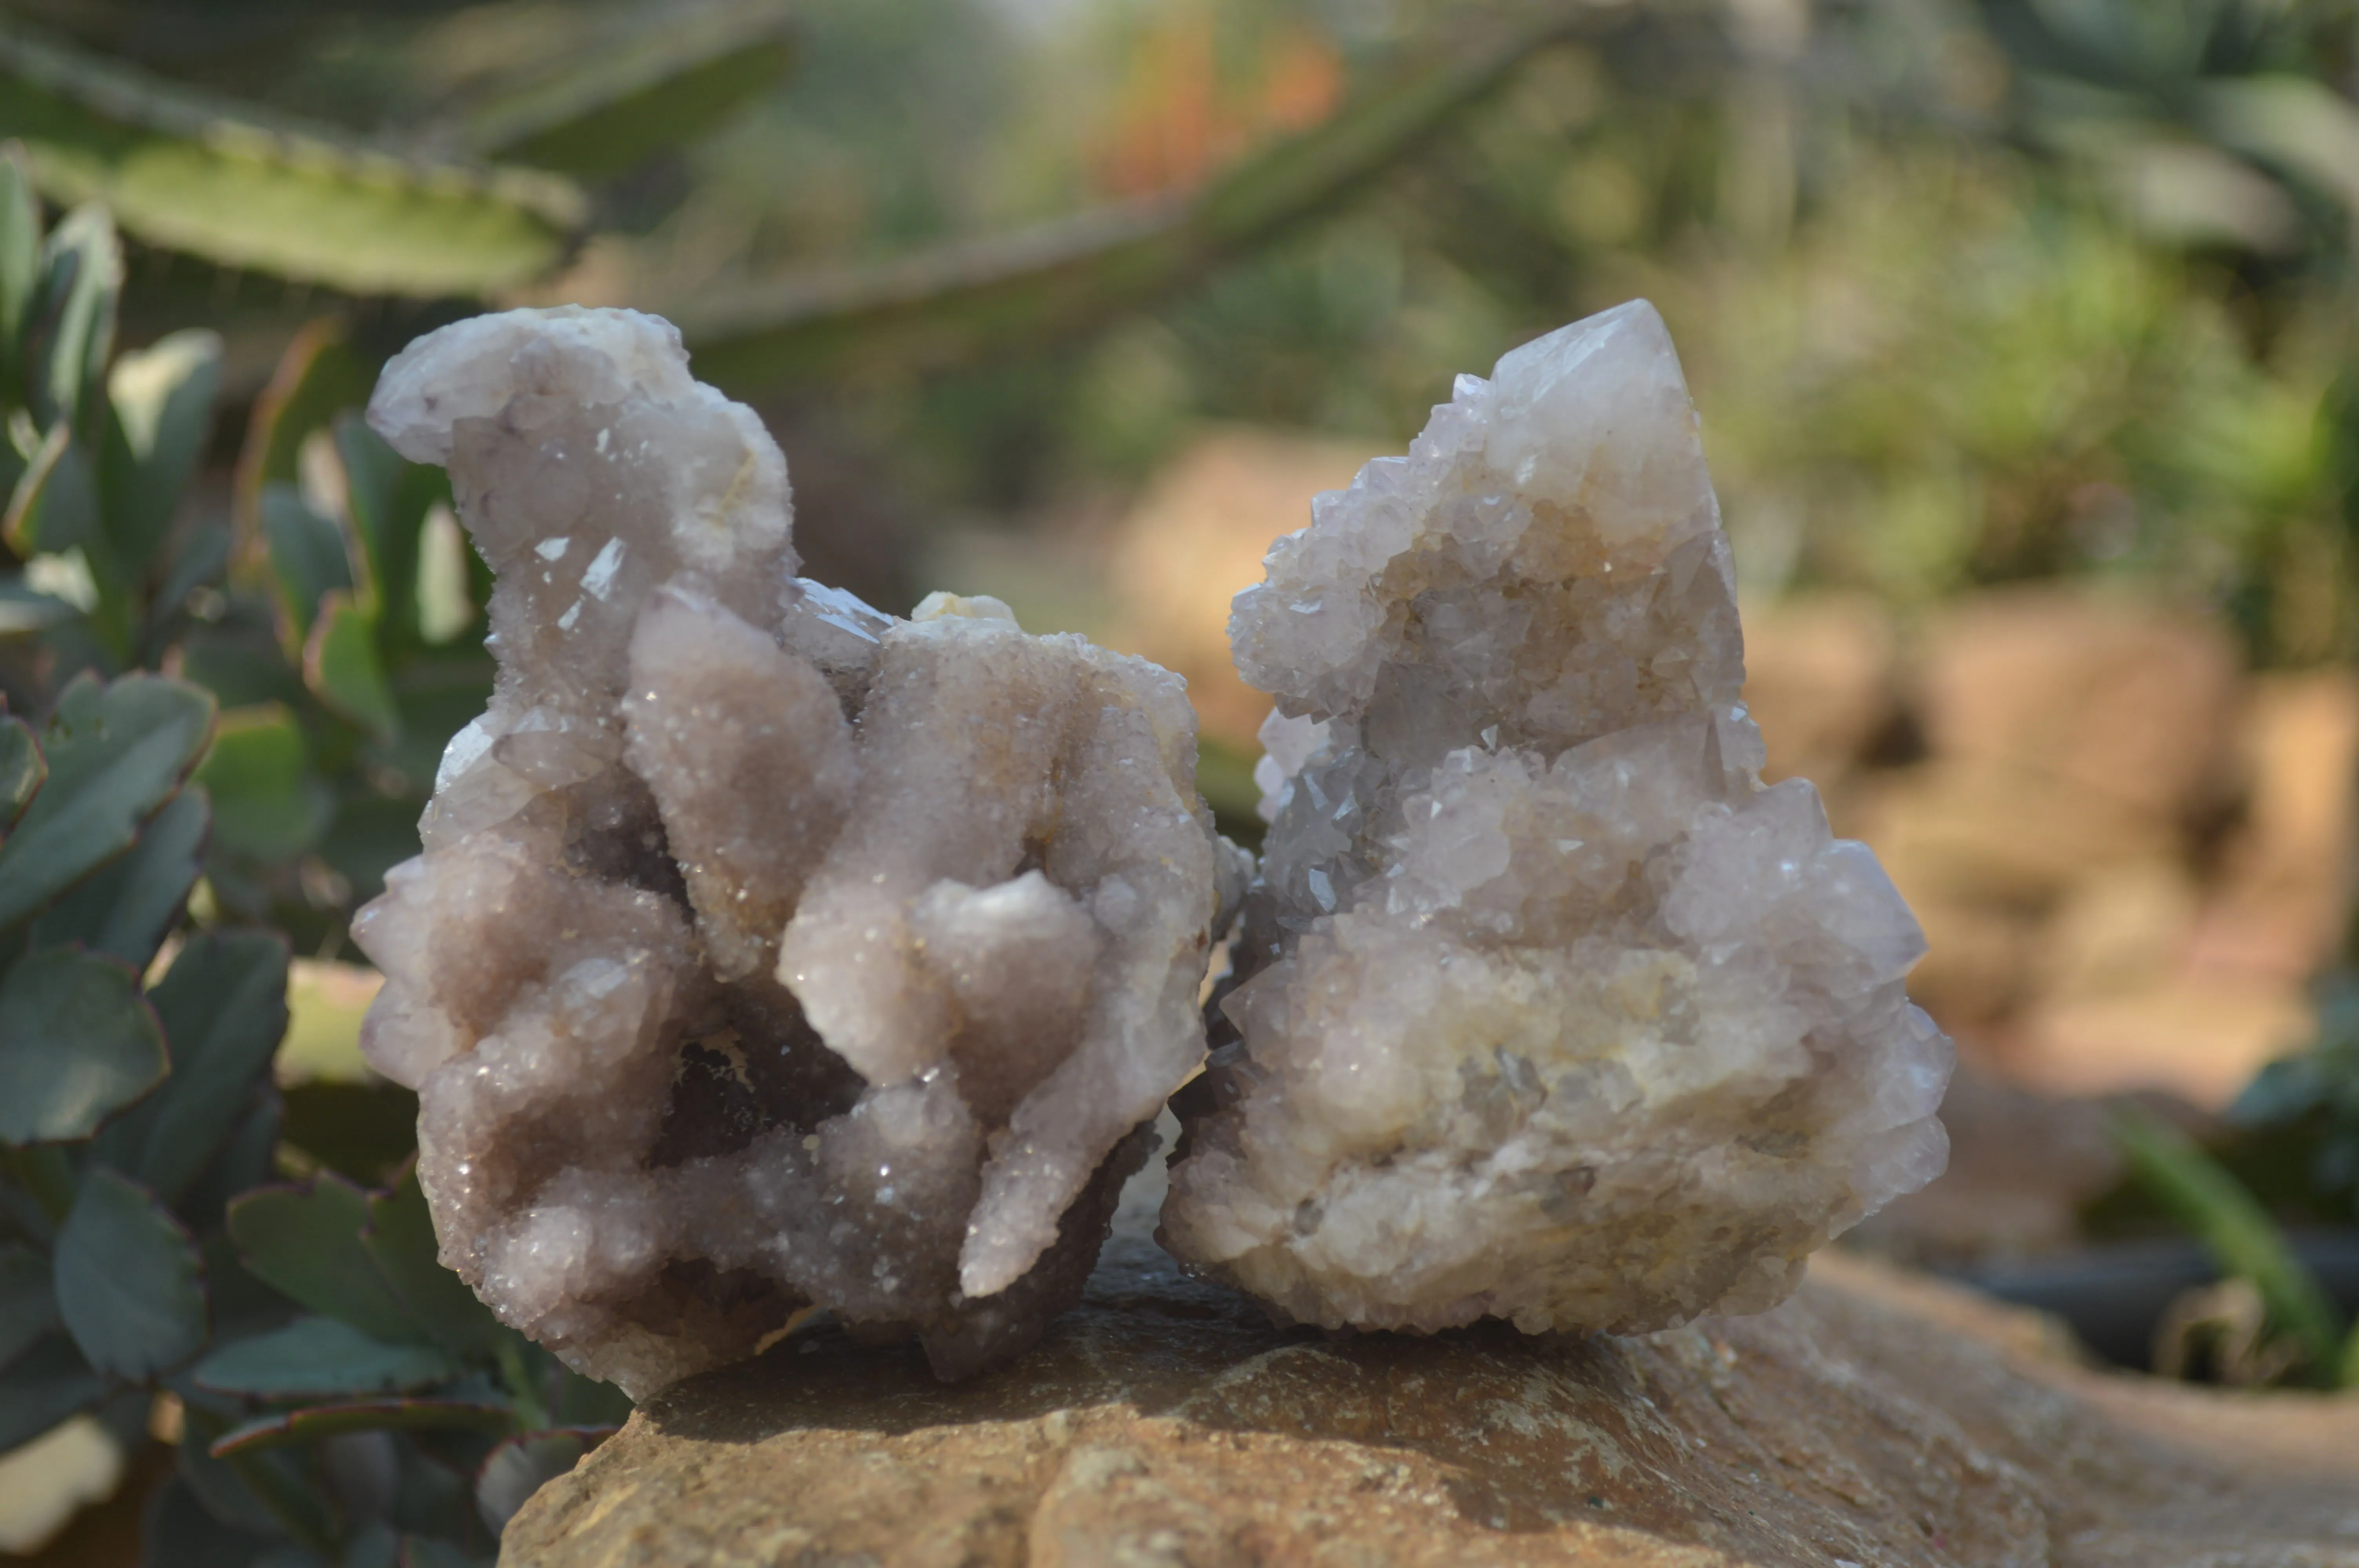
[209, 1397, 514, 1458]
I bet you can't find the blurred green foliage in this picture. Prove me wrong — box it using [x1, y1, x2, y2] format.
[0, 152, 616, 1568]
[5, 0, 2347, 665]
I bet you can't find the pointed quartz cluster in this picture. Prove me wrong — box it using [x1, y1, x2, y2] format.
[356, 298, 1949, 1397]
[1157, 301, 1953, 1335]
[353, 308, 1227, 1394]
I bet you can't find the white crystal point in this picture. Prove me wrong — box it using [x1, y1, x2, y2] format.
[1161, 299, 1953, 1338]
[1485, 299, 1719, 559]
[352, 308, 1224, 1394]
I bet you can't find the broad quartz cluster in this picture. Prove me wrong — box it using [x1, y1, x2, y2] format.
[1160, 301, 1952, 1335]
[353, 308, 1224, 1394]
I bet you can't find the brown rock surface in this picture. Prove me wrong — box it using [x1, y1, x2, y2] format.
[1739, 590, 1898, 800]
[1912, 588, 2241, 823]
[503, 1226, 2359, 1567]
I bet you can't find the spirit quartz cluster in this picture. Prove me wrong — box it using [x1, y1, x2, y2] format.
[354, 298, 1949, 1396]
[353, 307, 1227, 1394]
[1158, 300, 1953, 1335]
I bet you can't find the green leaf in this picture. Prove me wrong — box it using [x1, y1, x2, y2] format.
[195, 1315, 461, 1400]
[54, 1166, 208, 1379]
[2114, 1106, 2350, 1383]
[304, 592, 399, 739]
[140, 1476, 291, 1568]
[2200, 76, 2359, 223]
[231, 318, 371, 554]
[0, 142, 41, 370]
[173, 1399, 297, 1537]
[90, 930, 287, 1203]
[0, 578, 77, 635]
[677, 17, 1573, 392]
[0, 671, 215, 929]
[25, 200, 118, 439]
[176, 1394, 338, 1553]
[228, 1176, 422, 1345]
[0, 17, 585, 298]
[444, 0, 795, 178]
[30, 783, 206, 967]
[100, 327, 222, 575]
[0, 1241, 57, 1369]
[150, 519, 230, 641]
[194, 705, 329, 864]
[0, 1334, 102, 1454]
[258, 484, 351, 647]
[211, 1398, 513, 1459]
[179, 1092, 283, 1240]
[0, 944, 164, 1144]
[334, 416, 450, 654]
[364, 1165, 500, 1358]
[0, 711, 41, 831]
[2, 420, 98, 560]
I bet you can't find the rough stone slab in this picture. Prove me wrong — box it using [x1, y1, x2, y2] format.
[502, 1234, 2359, 1567]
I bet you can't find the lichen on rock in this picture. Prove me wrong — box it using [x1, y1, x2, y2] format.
[352, 307, 1225, 1394]
[1159, 299, 1954, 1335]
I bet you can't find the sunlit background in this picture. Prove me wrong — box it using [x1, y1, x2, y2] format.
[1, 0, 2356, 1557]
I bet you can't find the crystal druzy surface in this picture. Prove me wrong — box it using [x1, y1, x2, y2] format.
[353, 307, 1225, 1394]
[1159, 301, 1953, 1335]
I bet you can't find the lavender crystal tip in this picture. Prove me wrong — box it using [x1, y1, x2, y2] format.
[1158, 298, 1955, 1336]
[352, 306, 1230, 1395]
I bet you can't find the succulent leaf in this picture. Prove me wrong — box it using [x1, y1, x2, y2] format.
[228, 1175, 426, 1345]
[0, 670, 215, 929]
[0, 17, 585, 297]
[99, 327, 222, 576]
[303, 592, 400, 739]
[363, 1166, 502, 1359]
[54, 1166, 208, 1380]
[0, 580, 76, 637]
[178, 1093, 285, 1240]
[195, 1314, 461, 1400]
[171, 1397, 302, 1538]
[91, 929, 288, 1203]
[195, 706, 329, 864]
[0, 144, 39, 372]
[334, 416, 450, 655]
[0, 711, 41, 829]
[0, 1334, 103, 1455]
[25, 201, 118, 441]
[258, 483, 353, 649]
[0, 1240, 57, 1369]
[29, 782, 206, 967]
[0, 944, 165, 1144]
[231, 319, 371, 561]
[1, 420, 98, 561]
[211, 1397, 514, 1459]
